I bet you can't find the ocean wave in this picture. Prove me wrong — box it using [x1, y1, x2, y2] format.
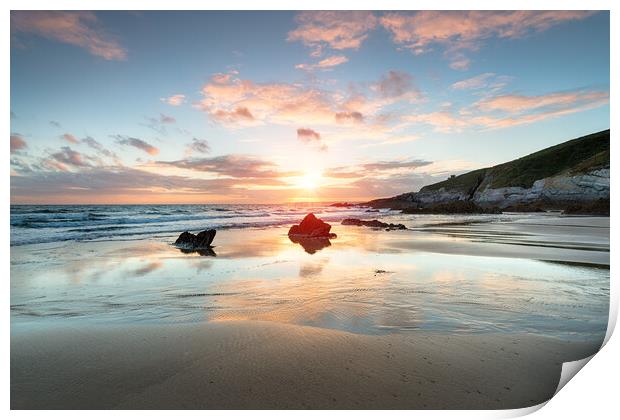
[10, 204, 389, 246]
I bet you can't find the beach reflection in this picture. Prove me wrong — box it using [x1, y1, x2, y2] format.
[10, 224, 610, 339]
[288, 236, 332, 254]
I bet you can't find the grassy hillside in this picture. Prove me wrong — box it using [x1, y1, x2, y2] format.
[421, 129, 610, 192]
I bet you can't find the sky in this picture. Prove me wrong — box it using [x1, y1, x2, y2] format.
[10, 10, 610, 204]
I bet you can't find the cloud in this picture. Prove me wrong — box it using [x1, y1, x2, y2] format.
[295, 55, 349, 71]
[161, 94, 186, 106]
[297, 128, 327, 151]
[143, 114, 176, 134]
[186, 138, 211, 155]
[297, 128, 321, 142]
[10, 134, 27, 153]
[11, 11, 127, 60]
[159, 113, 176, 124]
[114, 135, 159, 156]
[212, 106, 255, 124]
[448, 55, 471, 71]
[335, 111, 364, 124]
[404, 89, 609, 132]
[199, 71, 337, 126]
[46, 146, 91, 171]
[475, 90, 609, 114]
[325, 158, 432, 178]
[199, 70, 419, 129]
[61, 133, 79, 144]
[380, 11, 595, 69]
[288, 11, 378, 53]
[451, 72, 496, 90]
[81, 136, 118, 159]
[157, 154, 299, 179]
[374, 70, 416, 98]
[10, 165, 296, 204]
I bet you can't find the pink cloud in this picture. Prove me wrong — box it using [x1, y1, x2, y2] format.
[11, 11, 127, 60]
[213, 106, 255, 124]
[297, 128, 321, 142]
[114, 135, 159, 156]
[380, 11, 595, 69]
[335, 111, 364, 124]
[451, 73, 496, 90]
[404, 89, 609, 132]
[374, 71, 416, 98]
[295, 55, 349, 71]
[288, 11, 377, 53]
[61, 133, 79, 144]
[199, 70, 420, 131]
[10, 134, 27, 153]
[161, 94, 186, 106]
[475, 90, 609, 113]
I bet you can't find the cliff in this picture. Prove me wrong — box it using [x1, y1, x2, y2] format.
[366, 130, 610, 212]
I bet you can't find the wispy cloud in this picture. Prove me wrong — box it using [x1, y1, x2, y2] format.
[61, 133, 79, 144]
[186, 138, 211, 155]
[380, 11, 595, 69]
[113, 135, 159, 156]
[295, 55, 349, 71]
[11, 11, 127, 60]
[288, 11, 377, 55]
[451, 73, 511, 91]
[156, 154, 300, 179]
[404, 89, 609, 132]
[161, 94, 186, 106]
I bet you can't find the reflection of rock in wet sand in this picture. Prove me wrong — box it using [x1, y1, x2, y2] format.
[179, 247, 217, 257]
[288, 236, 331, 254]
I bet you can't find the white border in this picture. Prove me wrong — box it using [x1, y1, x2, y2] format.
[3, 1, 617, 419]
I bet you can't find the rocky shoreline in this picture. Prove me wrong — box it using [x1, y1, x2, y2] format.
[364, 130, 610, 216]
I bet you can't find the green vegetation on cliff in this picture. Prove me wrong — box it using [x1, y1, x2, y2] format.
[421, 129, 610, 193]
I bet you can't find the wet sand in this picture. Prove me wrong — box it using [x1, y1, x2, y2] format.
[10, 215, 609, 409]
[11, 320, 601, 409]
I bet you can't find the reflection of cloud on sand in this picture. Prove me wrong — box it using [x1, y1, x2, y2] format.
[299, 258, 329, 277]
[131, 261, 163, 276]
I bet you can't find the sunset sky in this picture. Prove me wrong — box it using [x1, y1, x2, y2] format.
[10, 11, 610, 204]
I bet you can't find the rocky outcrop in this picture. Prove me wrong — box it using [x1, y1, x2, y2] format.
[288, 213, 337, 238]
[363, 130, 610, 213]
[175, 229, 216, 248]
[329, 202, 356, 207]
[341, 218, 407, 230]
[474, 168, 609, 207]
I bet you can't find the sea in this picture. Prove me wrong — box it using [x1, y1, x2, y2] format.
[10, 203, 399, 246]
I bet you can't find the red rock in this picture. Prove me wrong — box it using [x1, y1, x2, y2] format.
[288, 213, 336, 238]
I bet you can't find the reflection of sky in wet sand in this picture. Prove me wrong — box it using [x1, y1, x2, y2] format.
[11, 220, 609, 340]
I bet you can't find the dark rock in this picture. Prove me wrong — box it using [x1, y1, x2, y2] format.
[174, 229, 216, 248]
[502, 203, 546, 213]
[288, 213, 337, 238]
[330, 202, 356, 207]
[341, 218, 407, 230]
[563, 198, 610, 216]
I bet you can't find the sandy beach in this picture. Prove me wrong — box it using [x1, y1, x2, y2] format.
[10, 213, 609, 409]
[11, 320, 602, 409]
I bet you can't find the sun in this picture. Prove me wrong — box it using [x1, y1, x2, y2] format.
[298, 170, 323, 190]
